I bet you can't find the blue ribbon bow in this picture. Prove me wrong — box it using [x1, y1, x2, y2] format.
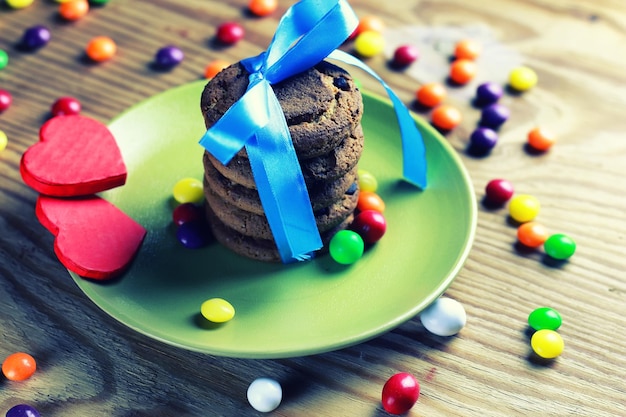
[199, 0, 427, 263]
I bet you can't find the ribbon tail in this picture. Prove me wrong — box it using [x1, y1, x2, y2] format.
[329, 50, 428, 189]
[246, 95, 323, 263]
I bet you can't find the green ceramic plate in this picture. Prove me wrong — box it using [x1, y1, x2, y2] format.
[71, 80, 476, 359]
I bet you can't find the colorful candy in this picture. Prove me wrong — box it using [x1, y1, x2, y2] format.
[6, 404, 41, 417]
[201, 298, 235, 323]
[480, 103, 510, 129]
[357, 191, 385, 213]
[469, 127, 498, 153]
[0, 89, 12, 112]
[172, 178, 204, 204]
[155, 45, 184, 68]
[475, 82, 503, 106]
[0, 49, 8, 70]
[350, 210, 387, 244]
[86, 36, 117, 62]
[528, 307, 562, 331]
[392, 44, 419, 66]
[172, 202, 203, 227]
[354, 30, 385, 58]
[509, 66, 538, 91]
[59, 0, 89, 20]
[454, 38, 482, 60]
[527, 126, 556, 151]
[419, 297, 466, 336]
[248, 0, 278, 16]
[89, 0, 110, 4]
[357, 169, 378, 192]
[416, 82, 446, 108]
[544, 233, 576, 260]
[247, 377, 282, 413]
[355, 15, 385, 36]
[449, 59, 477, 85]
[176, 222, 208, 249]
[485, 178, 514, 205]
[6, 0, 35, 8]
[0, 130, 7, 153]
[508, 194, 540, 223]
[517, 222, 548, 248]
[329, 230, 364, 264]
[531, 329, 564, 359]
[51, 96, 81, 116]
[2, 352, 37, 381]
[381, 372, 420, 415]
[216, 22, 245, 45]
[431, 105, 461, 130]
[21, 25, 51, 50]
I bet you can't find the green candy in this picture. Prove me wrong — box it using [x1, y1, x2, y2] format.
[0, 50, 8, 70]
[544, 233, 576, 260]
[329, 230, 364, 265]
[528, 307, 562, 331]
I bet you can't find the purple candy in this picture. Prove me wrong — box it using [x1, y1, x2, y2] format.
[470, 127, 498, 152]
[155, 45, 184, 68]
[21, 25, 51, 50]
[6, 404, 41, 417]
[475, 82, 503, 106]
[176, 221, 208, 249]
[480, 103, 510, 129]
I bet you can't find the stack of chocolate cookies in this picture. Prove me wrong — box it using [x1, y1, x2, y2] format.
[200, 61, 364, 262]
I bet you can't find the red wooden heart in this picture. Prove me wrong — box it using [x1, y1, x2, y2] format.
[21, 115, 127, 197]
[36, 195, 146, 280]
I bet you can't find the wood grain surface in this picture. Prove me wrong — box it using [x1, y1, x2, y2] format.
[1, 0, 625, 416]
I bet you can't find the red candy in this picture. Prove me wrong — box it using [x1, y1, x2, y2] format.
[172, 202, 203, 227]
[0, 89, 12, 112]
[216, 22, 245, 45]
[351, 209, 386, 244]
[393, 45, 419, 66]
[51, 96, 81, 116]
[381, 372, 420, 415]
[485, 178, 514, 205]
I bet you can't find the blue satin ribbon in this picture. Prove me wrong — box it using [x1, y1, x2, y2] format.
[199, 0, 427, 263]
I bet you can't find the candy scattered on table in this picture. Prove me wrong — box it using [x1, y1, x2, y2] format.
[531, 329, 564, 359]
[475, 82, 503, 106]
[216, 22, 245, 45]
[6, 0, 34, 9]
[21, 25, 51, 50]
[154, 45, 184, 69]
[85, 36, 117, 62]
[357, 190, 385, 213]
[420, 297, 467, 336]
[416, 82, 446, 107]
[357, 169, 378, 192]
[485, 178, 514, 205]
[172, 178, 204, 204]
[247, 377, 282, 413]
[204, 59, 230, 79]
[201, 298, 235, 323]
[172, 202, 204, 227]
[543, 233, 576, 260]
[248, 0, 278, 16]
[59, 0, 89, 21]
[480, 103, 510, 129]
[381, 372, 420, 415]
[51, 96, 81, 116]
[454, 38, 482, 60]
[508, 194, 540, 223]
[528, 307, 562, 331]
[431, 104, 462, 130]
[0, 130, 7, 153]
[517, 222, 548, 248]
[469, 127, 498, 154]
[355, 15, 385, 36]
[350, 209, 387, 244]
[449, 58, 477, 85]
[329, 230, 364, 264]
[0, 89, 12, 112]
[6, 404, 41, 417]
[509, 66, 538, 91]
[527, 126, 556, 151]
[0, 50, 8, 70]
[2, 352, 37, 381]
[354, 30, 385, 58]
[392, 44, 419, 66]
[176, 222, 209, 249]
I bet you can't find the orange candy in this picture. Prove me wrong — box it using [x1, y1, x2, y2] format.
[2, 352, 37, 381]
[248, 0, 277, 16]
[431, 105, 462, 130]
[527, 127, 556, 151]
[450, 59, 477, 84]
[204, 59, 230, 79]
[357, 191, 385, 213]
[517, 222, 549, 248]
[355, 15, 385, 36]
[454, 39, 482, 60]
[59, 0, 89, 21]
[416, 82, 446, 107]
[85, 36, 116, 62]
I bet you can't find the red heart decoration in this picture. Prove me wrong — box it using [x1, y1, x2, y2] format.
[21, 115, 127, 197]
[36, 195, 146, 280]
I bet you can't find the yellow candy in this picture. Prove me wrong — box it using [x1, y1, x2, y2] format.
[6, 0, 35, 8]
[354, 30, 385, 58]
[358, 169, 378, 192]
[173, 178, 203, 204]
[201, 298, 235, 323]
[509, 194, 540, 223]
[0, 130, 7, 152]
[509, 66, 538, 91]
[531, 329, 564, 359]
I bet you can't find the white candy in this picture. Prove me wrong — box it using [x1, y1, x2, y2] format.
[247, 377, 282, 413]
[420, 297, 466, 336]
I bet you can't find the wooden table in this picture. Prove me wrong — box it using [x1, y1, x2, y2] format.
[1, 0, 625, 415]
